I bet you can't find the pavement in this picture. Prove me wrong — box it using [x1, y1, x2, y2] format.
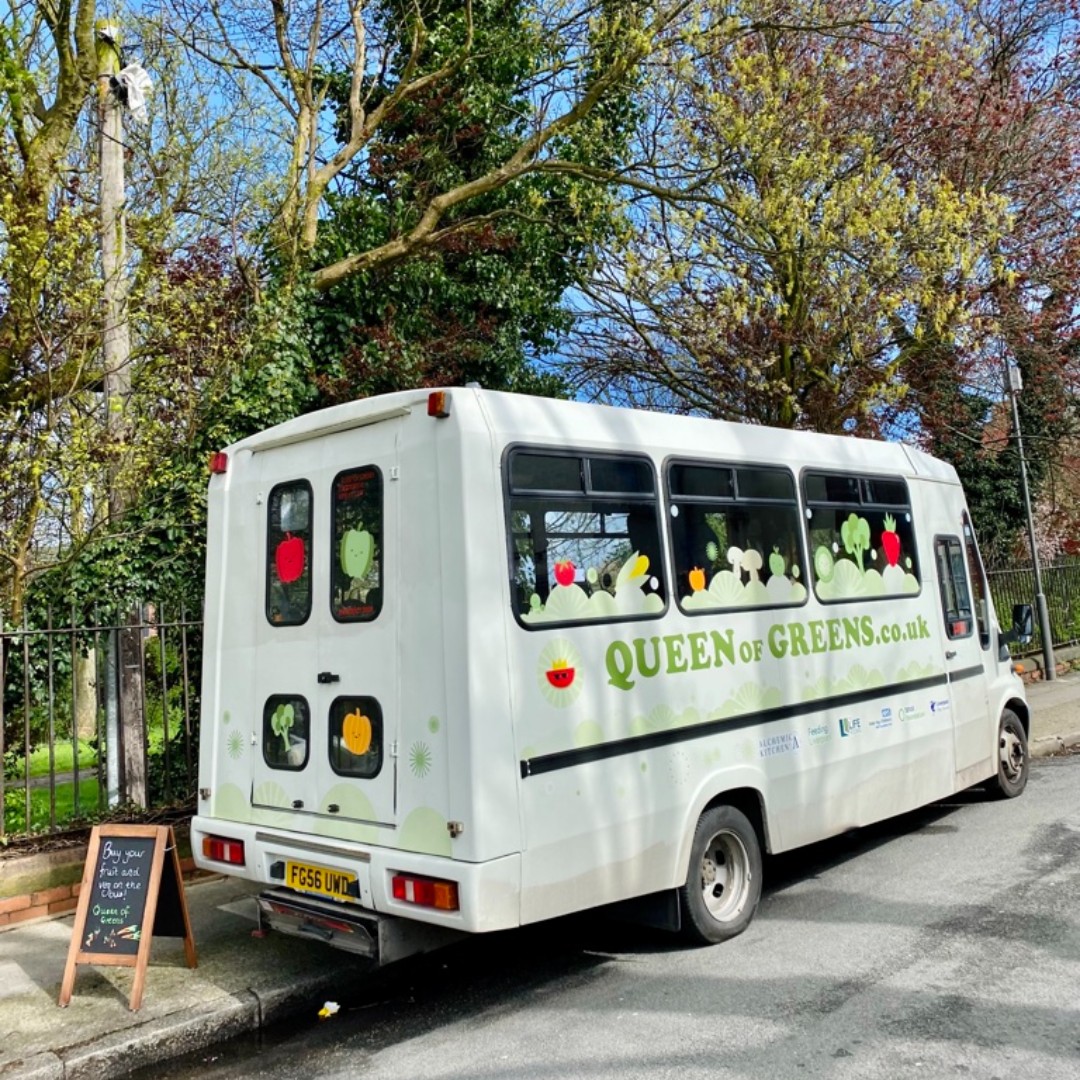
[1, 672, 1078, 1080]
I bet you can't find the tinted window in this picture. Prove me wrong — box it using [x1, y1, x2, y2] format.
[668, 461, 806, 613]
[510, 453, 583, 493]
[803, 472, 920, 602]
[669, 464, 735, 500]
[266, 481, 313, 626]
[588, 456, 655, 494]
[331, 467, 383, 622]
[507, 450, 665, 627]
[935, 536, 973, 639]
[263, 695, 310, 770]
[862, 478, 909, 507]
[328, 697, 383, 779]
[804, 474, 860, 504]
[737, 468, 795, 501]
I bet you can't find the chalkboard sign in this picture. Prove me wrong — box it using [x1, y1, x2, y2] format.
[59, 824, 196, 1011]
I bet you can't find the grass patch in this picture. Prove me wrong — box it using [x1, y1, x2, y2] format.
[4, 778, 102, 836]
[25, 740, 99, 778]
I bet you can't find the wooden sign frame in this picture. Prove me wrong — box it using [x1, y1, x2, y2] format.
[59, 824, 197, 1011]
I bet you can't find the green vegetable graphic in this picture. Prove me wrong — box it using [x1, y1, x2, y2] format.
[270, 703, 295, 753]
[340, 525, 374, 580]
[840, 514, 871, 572]
[769, 546, 785, 578]
[813, 545, 835, 582]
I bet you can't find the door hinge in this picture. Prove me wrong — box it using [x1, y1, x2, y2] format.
[389, 740, 399, 758]
[390, 466, 400, 481]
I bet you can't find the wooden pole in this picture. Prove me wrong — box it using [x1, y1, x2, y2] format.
[97, 20, 146, 807]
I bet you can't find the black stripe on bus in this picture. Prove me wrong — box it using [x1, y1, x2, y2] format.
[520, 671, 960, 779]
[948, 665, 985, 684]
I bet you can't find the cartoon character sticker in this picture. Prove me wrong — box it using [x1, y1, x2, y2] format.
[537, 639, 583, 707]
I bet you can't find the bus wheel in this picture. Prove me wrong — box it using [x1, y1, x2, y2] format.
[679, 805, 762, 945]
[988, 708, 1029, 799]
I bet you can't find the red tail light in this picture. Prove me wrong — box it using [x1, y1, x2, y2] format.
[209, 452, 229, 474]
[391, 872, 459, 911]
[202, 835, 245, 865]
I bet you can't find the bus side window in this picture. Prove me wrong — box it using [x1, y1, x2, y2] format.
[963, 513, 992, 648]
[934, 536, 974, 639]
[506, 450, 666, 627]
[667, 461, 807, 612]
[803, 471, 920, 603]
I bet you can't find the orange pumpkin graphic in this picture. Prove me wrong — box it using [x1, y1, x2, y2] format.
[342, 709, 372, 755]
[689, 566, 706, 592]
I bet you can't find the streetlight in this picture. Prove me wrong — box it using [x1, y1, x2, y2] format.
[1006, 363, 1056, 680]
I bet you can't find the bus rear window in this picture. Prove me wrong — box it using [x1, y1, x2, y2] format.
[266, 481, 313, 626]
[331, 467, 383, 622]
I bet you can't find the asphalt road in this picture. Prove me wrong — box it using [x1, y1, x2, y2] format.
[141, 755, 1080, 1080]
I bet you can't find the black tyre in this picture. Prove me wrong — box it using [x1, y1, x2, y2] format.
[988, 708, 1029, 799]
[678, 805, 763, 945]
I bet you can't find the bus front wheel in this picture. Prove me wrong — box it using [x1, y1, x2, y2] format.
[988, 708, 1029, 799]
[679, 805, 762, 945]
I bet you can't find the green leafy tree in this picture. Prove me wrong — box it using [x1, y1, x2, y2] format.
[307, 0, 635, 402]
[567, 0, 1009, 432]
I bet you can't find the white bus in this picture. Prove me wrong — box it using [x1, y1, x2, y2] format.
[192, 388, 1032, 962]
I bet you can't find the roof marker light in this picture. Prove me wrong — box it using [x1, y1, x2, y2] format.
[209, 452, 229, 475]
[427, 391, 451, 419]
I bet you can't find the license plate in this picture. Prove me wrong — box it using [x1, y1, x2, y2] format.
[285, 860, 358, 902]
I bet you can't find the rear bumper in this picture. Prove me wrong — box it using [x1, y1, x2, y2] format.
[191, 815, 521, 934]
[255, 886, 465, 963]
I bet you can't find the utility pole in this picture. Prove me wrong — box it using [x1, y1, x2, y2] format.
[1006, 363, 1056, 680]
[97, 19, 147, 805]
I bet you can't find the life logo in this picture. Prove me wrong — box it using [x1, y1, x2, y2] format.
[838, 716, 862, 737]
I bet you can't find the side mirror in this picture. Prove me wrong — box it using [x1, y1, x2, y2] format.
[1004, 603, 1033, 645]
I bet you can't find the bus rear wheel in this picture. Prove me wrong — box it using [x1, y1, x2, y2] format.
[988, 708, 1029, 799]
[679, 805, 762, 944]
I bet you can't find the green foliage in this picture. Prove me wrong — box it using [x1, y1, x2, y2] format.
[305, 0, 633, 402]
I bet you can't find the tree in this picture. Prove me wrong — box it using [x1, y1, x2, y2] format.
[172, 0, 684, 294]
[890, 0, 1080, 553]
[565, 0, 1011, 432]
[307, 0, 635, 402]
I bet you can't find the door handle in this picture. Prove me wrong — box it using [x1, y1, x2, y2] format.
[317, 671, 340, 684]
[945, 650, 957, 660]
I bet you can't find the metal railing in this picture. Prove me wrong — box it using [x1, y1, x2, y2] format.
[1, 604, 201, 842]
[986, 558, 1080, 656]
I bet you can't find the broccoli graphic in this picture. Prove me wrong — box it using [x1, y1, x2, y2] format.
[840, 513, 871, 573]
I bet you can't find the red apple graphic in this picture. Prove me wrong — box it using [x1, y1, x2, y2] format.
[275, 533, 305, 583]
[554, 559, 575, 586]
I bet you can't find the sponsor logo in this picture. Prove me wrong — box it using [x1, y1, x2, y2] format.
[808, 723, 831, 745]
[870, 713, 893, 731]
[899, 704, 926, 722]
[930, 699, 951, 714]
[759, 733, 801, 758]
[838, 716, 862, 737]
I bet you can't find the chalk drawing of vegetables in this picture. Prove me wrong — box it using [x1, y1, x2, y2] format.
[841, 514, 871, 572]
[270, 702, 295, 754]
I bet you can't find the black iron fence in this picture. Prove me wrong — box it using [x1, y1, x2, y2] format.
[1, 605, 201, 843]
[986, 558, 1080, 657]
